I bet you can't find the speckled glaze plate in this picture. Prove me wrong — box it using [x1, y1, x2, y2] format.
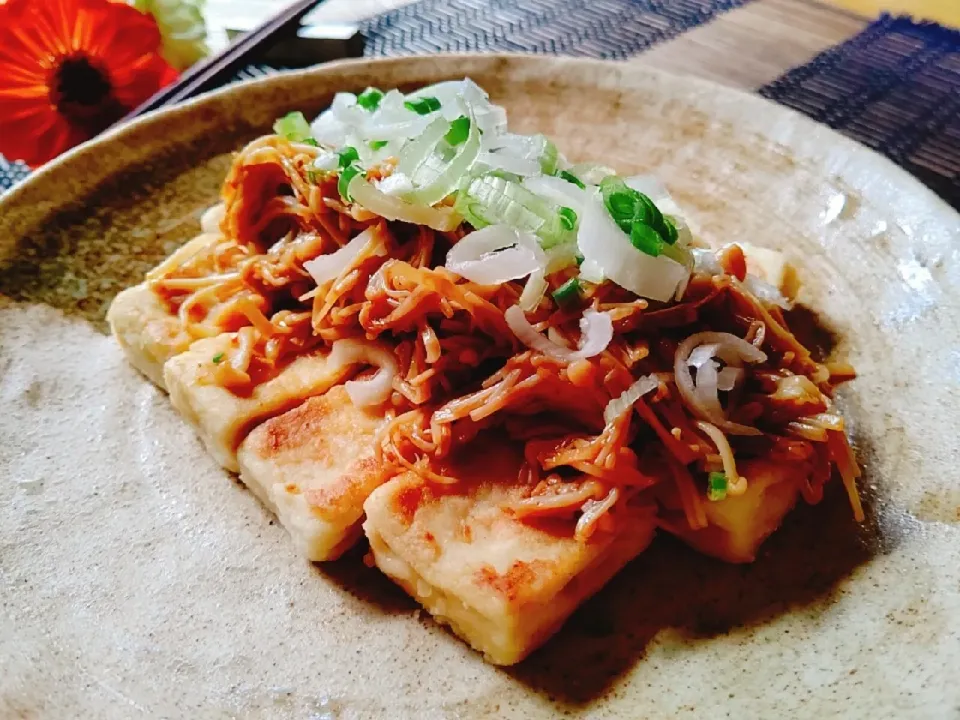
[2, 56, 959, 719]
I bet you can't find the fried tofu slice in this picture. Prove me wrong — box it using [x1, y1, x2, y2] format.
[163, 335, 351, 472]
[363, 437, 658, 666]
[236, 386, 386, 561]
[661, 458, 803, 563]
[106, 232, 220, 390]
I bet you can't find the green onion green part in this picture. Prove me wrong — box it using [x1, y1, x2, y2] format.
[404, 96, 441, 115]
[558, 206, 578, 231]
[302, 138, 319, 147]
[368, 140, 388, 150]
[212, 352, 225, 364]
[551, 278, 581, 306]
[338, 165, 363, 201]
[600, 175, 684, 259]
[338, 146, 359, 167]
[444, 116, 471, 146]
[556, 169, 585, 189]
[272, 111, 312, 143]
[575, 252, 585, 266]
[629, 223, 663, 257]
[539, 138, 559, 175]
[707, 471, 728, 501]
[356, 88, 384, 111]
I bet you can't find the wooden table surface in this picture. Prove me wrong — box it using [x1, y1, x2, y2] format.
[203, 0, 956, 94]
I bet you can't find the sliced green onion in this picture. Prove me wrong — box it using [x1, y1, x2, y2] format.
[551, 277, 581, 306]
[397, 117, 451, 178]
[404, 96, 441, 115]
[368, 140, 388, 150]
[454, 173, 569, 247]
[539, 138, 559, 175]
[630, 223, 663, 257]
[273, 111, 312, 142]
[444, 115, 471, 146]
[338, 146, 359, 167]
[601, 175, 689, 262]
[707, 471, 728, 501]
[357, 87, 384, 111]
[575, 252, 585, 266]
[406, 115, 480, 207]
[661, 215, 679, 245]
[558, 206, 578, 231]
[212, 352, 225, 364]
[556, 169, 585, 189]
[338, 165, 363, 201]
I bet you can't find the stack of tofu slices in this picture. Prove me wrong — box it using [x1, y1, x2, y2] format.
[107, 219, 661, 667]
[108, 202, 805, 666]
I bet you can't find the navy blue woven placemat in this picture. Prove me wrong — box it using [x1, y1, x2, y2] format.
[359, 0, 750, 58]
[761, 14, 960, 210]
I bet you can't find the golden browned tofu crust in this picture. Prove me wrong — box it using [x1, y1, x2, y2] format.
[106, 232, 221, 390]
[237, 386, 387, 561]
[163, 335, 352, 472]
[660, 458, 803, 563]
[363, 436, 657, 665]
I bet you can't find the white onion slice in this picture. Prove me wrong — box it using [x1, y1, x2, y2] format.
[377, 173, 414, 197]
[505, 305, 612, 362]
[603, 374, 659, 424]
[348, 175, 461, 231]
[200, 202, 225, 234]
[477, 150, 542, 177]
[741, 274, 793, 310]
[445, 225, 544, 285]
[329, 338, 398, 407]
[674, 331, 767, 436]
[303, 227, 384, 286]
[518, 269, 548, 312]
[577, 192, 688, 302]
[522, 175, 589, 214]
[717, 366, 743, 392]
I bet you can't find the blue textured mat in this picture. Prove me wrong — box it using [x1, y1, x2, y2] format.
[359, 0, 751, 58]
[760, 14, 960, 210]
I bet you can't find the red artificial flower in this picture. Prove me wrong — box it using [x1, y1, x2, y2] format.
[0, 0, 179, 167]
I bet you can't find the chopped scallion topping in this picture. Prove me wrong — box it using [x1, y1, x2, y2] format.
[368, 140, 388, 150]
[707, 471, 728, 501]
[558, 206, 578, 231]
[630, 223, 663, 257]
[600, 175, 680, 258]
[539, 138, 559, 175]
[356, 87, 384, 111]
[272, 111, 313, 143]
[556, 169, 585, 189]
[404, 96, 441, 115]
[212, 352, 225, 364]
[444, 115, 471, 146]
[575, 252, 585, 266]
[338, 165, 363, 201]
[551, 277, 581, 306]
[338, 146, 359, 167]
[302, 138, 319, 147]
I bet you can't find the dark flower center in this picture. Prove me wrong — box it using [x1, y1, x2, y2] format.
[51, 54, 124, 130]
[55, 56, 111, 108]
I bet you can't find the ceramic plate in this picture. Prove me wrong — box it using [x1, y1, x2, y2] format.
[2, 55, 959, 719]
